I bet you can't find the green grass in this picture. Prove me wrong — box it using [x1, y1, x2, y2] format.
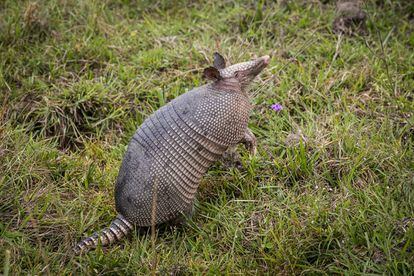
[1, 0, 413, 274]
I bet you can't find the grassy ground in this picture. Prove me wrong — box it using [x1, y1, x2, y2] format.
[1, 0, 413, 274]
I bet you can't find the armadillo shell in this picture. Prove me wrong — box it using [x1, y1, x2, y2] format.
[115, 84, 251, 226]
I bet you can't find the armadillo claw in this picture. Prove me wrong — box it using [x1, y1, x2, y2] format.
[244, 139, 257, 156]
[250, 144, 257, 156]
[243, 128, 257, 156]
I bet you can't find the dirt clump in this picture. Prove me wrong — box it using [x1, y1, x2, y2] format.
[333, 1, 367, 35]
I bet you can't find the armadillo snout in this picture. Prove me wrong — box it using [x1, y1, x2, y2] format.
[261, 55, 270, 65]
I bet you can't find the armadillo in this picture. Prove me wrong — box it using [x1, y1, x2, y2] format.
[74, 52, 270, 253]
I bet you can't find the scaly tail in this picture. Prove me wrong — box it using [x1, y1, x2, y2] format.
[74, 214, 133, 254]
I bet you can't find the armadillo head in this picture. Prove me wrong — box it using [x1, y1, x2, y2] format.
[203, 52, 270, 90]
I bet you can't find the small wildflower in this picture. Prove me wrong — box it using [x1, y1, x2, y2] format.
[270, 103, 283, 112]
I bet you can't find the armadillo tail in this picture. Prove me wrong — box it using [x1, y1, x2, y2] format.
[74, 214, 133, 254]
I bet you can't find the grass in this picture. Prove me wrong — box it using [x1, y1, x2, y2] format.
[1, 0, 413, 274]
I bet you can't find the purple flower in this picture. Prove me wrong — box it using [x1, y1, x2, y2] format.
[270, 103, 283, 112]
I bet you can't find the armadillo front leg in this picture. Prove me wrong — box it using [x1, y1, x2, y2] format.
[220, 145, 242, 169]
[241, 128, 257, 156]
[220, 128, 256, 168]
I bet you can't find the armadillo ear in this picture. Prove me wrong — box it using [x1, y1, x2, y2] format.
[203, 66, 222, 81]
[213, 52, 226, 69]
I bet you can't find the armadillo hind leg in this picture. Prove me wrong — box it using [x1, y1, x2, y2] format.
[168, 202, 196, 226]
[74, 214, 133, 254]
